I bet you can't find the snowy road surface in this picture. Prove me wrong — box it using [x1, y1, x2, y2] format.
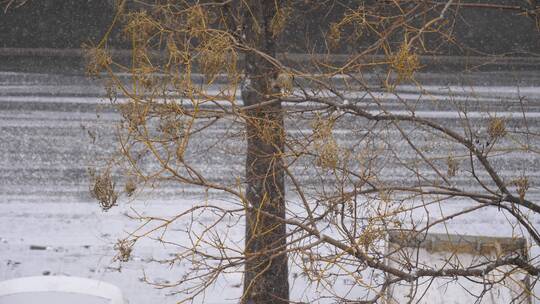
[1, 70, 540, 303]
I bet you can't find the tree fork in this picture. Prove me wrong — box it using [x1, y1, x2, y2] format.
[241, 1, 289, 303]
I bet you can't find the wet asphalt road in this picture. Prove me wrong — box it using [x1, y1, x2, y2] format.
[0, 65, 540, 303]
[1, 69, 540, 203]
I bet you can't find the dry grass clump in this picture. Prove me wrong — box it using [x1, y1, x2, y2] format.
[390, 43, 420, 81]
[89, 169, 118, 211]
[488, 117, 507, 139]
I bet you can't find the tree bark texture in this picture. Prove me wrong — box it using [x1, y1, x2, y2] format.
[241, 1, 289, 303]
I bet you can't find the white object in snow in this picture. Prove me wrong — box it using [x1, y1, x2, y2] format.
[0, 276, 125, 304]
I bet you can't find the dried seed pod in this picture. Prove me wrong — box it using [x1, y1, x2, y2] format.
[114, 239, 134, 262]
[89, 169, 118, 211]
[119, 101, 147, 131]
[312, 115, 339, 169]
[315, 141, 339, 169]
[358, 224, 383, 251]
[488, 117, 507, 140]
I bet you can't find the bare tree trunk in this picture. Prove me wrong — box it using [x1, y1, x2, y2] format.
[241, 1, 289, 303]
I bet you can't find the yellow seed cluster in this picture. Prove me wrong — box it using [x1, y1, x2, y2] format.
[83, 46, 112, 76]
[513, 177, 529, 202]
[118, 101, 148, 131]
[123, 11, 156, 43]
[488, 117, 507, 139]
[312, 116, 339, 169]
[326, 6, 367, 49]
[198, 33, 237, 79]
[327, 23, 342, 50]
[390, 43, 420, 81]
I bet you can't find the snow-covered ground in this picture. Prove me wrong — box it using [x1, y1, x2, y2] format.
[1, 70, 540, 303]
